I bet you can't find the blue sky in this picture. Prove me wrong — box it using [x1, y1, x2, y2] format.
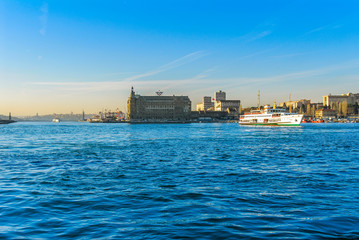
[1, 0, 359, 115]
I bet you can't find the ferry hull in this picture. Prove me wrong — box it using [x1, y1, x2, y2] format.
[239, 122, 301, 126]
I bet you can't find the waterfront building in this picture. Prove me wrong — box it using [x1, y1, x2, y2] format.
[214, 90, 226, 101]
[279, 99, 311, 110]
[196, 96, 214, 111]
[191, 110, 229, 121]
[323, 93, 359, 106]
[213, 90, 241, 113]
[315, 109, 337, 119]
[193, 90, 241, 121]
[214, 100, 241, 112]
[127, 87, 191, 121]
[196, 90, 241, 113]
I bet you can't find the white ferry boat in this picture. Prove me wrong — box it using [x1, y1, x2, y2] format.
[239, 105, 303, 126]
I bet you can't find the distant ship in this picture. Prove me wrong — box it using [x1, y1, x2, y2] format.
[52, 118, 60, 123]
[0, 113, 16, 124]
[0, 119, 16, 124]
[239, 105, 303, 126]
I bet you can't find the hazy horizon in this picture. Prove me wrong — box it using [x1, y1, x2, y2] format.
[1, 1, 359, 115]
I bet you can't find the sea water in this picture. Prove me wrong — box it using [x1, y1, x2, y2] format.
[1, 122, 359, 239]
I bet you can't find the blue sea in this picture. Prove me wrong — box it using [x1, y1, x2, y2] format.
[1, 122, 359, 239]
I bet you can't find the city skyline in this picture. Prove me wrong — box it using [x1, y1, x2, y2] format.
[1, 0, 359, 115]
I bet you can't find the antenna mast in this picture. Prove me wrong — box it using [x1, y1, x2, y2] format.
[258, 90, 261, 110]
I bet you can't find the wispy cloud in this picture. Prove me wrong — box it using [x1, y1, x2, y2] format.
[304, 24, 342, 36]
[213, 59, 359, 90]
[30, 81, 128, 92]
[246, 30, 272, 42]
[29, 77, 209, 94]
[269, 51, 315, 59]
[125, 51, 207, 82]
[39, 2, 48, 36]
[29, 58, 359, 105]
[29, 51, 208, 94]
[159, 69, 212, 92]
[236, 49, 275, 61]
[234, 22, 275, 43]
[235, 30, 272, 43]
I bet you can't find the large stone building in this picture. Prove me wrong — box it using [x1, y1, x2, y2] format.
[196, 96, 214, 111]
[323, 93, 359, 106]
[214, 90, 226, 101]
[196, 90, 241, 113]
[213, 90, 241, 112]
[214, 100, 241, 112]
[127, 87, 191, 121]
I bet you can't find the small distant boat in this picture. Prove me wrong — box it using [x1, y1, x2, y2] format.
[302, 119, 312, 123]
[52, 118, 60, 123]
[312, 119, 324, 123]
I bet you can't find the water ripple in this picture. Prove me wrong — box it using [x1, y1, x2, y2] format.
[1, 122, 359, 239]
